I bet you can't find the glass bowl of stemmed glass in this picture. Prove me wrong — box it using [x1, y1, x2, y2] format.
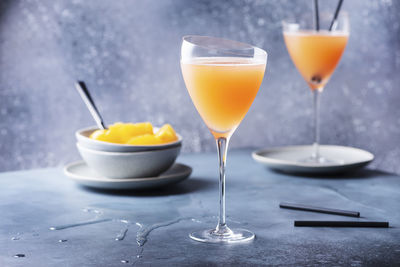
[180, 36, 267, 243]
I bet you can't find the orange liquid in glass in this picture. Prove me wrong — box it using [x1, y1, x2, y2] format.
[283, 31, 349, 90]
[181, 57, 266, 138]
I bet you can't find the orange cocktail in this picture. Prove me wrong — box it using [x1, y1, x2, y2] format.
[180, 36, 267, 243]
[283, 31, 348, 90]
[283, 12, 349, 163]
[181, 57, 265, 137]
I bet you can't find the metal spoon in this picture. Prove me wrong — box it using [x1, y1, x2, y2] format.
[75, 81, 107, 130]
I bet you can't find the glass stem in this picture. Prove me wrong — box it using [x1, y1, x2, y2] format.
[215, 137, 231, 234]
[312, 89, 322, 160]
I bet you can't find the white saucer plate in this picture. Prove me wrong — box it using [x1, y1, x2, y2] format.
[252, 145, 374, 174]
[64, 161, 192, 190]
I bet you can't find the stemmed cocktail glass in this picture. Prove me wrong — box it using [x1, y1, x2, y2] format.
[283, 11, 349, 163]
[181, 36, 267, 243]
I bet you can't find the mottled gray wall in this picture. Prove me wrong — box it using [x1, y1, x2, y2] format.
[0, 0, 399, 173]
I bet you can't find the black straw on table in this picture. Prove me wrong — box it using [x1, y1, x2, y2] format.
[329, 0, 344, 31]
[279, 202, 360, 217]
[313, 0, 320, 31]
[294, 221, 389, 228]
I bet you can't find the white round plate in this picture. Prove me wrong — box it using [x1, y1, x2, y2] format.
[64, 161, 192, 190]
[252, 145, 374, 174]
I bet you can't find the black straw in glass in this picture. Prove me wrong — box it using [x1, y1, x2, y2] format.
[280, 202, 360, 217]
[329, 0, 344, 31]
[294, 221, 389, 228]
[314, 0, 320, 31]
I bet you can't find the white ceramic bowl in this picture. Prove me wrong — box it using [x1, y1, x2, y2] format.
[76, 142, 181, 179]
[76, 126, 182, 152]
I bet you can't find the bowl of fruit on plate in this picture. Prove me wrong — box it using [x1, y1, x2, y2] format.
[76, 122, 182, 178]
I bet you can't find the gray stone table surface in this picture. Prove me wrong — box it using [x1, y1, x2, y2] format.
[1, 150, 400, 266]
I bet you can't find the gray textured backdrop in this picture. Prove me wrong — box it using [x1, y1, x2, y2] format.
[0, 0, 399, 173]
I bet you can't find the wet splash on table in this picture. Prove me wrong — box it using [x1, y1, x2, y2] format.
[131, 217, 197, 265]
[136, 217, 188, 247]
[49, 208, 110, 231]
[49, 218, 112, 231]
[115, 228, 129, 241]
[131, 247, 144, 266]
[115, 219, 130, 241]
[45, 207, 218, 265]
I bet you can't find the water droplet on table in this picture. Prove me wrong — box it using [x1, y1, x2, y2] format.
[82, 208, 102, 214]
[58, 239, 68, 243]
[121, 260, 129, 263]
[115, 228, 128, 241]
[11, 232, 21, 240]
[190, 218, 202, 223]
[14, 254, 25, 258]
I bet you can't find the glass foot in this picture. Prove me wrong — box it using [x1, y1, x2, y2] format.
[189, 227, 255, 244]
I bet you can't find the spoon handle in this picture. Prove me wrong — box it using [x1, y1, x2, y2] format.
[75, 81, 107, 130]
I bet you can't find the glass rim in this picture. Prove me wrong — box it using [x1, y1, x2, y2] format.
[282, 11, 349, 34]
[182, 35, 267, 57]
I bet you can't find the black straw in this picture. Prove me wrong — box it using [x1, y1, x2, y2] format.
[314, 0, 320, 31]
[294, 221, 389, 228]
[280, 202, 360, 217]
[329, 0, 344, 31]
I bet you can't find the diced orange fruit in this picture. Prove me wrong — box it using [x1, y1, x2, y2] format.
[155, 124, 178, 143]
[127, 134, 162, 145]
[101, 122, 122, 143]
[123, 123, 153, 138]
[89, 122, 177, 145]
[89, 129, 108, 142]
[103, 128, 122, 143]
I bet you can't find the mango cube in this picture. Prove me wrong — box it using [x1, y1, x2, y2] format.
[124, 122, 153, 137]
[155, 124, 178, 143]
[89, 129, 108, 142]
[127, 134, 162, 145]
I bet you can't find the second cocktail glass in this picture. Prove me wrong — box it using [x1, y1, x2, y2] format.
[181, 36, 267, 243]
[283, 12, 349, 163]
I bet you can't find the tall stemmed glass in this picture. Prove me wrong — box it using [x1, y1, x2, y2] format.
[181, 36, 267, 243]
[283, 12, 349, 163]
